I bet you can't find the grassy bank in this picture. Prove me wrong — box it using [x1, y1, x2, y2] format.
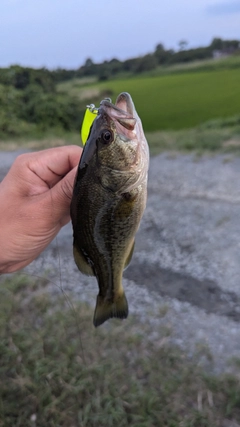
[0, 274, 240, 426]
[146, 115, 240, 156]
[1, 116, 240, 157]
[0, 130, 81, 152]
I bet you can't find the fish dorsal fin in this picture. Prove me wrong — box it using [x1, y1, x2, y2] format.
[117, 117, 136, 131]
[73, 245, 95, 276]
[124, 239, 135, 269]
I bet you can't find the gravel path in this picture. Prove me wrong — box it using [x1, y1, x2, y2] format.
[1, 150, 240, 373]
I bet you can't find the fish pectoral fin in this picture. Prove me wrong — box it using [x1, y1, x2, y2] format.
[93, 292, 128, 327]
[124, 240, 135, 270]
[73, 245, 95, 276]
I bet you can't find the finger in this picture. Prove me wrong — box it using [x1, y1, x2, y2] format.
[27, 145, 82, 188]
[47, 166, 78, 226]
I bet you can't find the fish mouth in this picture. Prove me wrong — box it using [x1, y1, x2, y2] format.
[115, 92, 136, 117]
[100, 92, 137, 131]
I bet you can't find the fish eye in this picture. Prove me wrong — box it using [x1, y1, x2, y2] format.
[101, 129, 113, 144]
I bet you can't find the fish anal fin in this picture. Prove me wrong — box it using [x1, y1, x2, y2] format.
[93, 292, 128, 327]
[73, 245, 95, 276]
[124, 240, 135, 270]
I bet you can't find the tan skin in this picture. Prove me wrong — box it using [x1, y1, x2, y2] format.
[0, 145, 82, 273]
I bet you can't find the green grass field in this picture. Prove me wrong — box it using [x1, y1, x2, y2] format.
[57, 56, 240, 134]
[56, 66, 240, 156]
[81, 69, 240, 132]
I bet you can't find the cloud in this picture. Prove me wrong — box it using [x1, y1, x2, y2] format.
[206, 1, 240, 15]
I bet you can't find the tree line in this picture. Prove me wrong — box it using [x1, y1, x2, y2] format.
[52, 37, 240, 82]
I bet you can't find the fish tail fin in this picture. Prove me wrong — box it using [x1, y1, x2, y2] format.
[93, 292, 128, 327]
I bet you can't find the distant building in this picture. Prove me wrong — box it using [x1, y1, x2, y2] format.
[213, 45, 240, 59]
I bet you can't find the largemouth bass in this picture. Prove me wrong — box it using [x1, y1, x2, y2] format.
[70, 92, 149, 327]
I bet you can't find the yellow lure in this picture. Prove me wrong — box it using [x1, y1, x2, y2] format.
[81, 105, 98, 145]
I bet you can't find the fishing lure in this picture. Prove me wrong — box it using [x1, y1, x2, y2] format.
[80, 99, 112, 145]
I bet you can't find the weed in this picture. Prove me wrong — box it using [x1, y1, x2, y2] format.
[1, 274, 240, 425]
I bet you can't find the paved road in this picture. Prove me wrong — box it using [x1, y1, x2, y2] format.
[1, 150, 240, 372]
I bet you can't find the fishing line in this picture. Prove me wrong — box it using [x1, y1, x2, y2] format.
[49, 174, 87, 366]
[54, 232, 87, 366]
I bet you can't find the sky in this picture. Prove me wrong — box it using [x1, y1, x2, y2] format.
[0, 0, 240, 69]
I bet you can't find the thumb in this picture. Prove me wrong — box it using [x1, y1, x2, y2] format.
[50, 166, 77, 226]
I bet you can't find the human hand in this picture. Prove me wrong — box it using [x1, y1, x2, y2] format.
[0, 145, 82, 273]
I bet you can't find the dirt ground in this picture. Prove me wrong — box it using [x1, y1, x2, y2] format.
[1, 150, 240, 373]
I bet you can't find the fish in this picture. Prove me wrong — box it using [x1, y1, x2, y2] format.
[70, 92, 149, 327]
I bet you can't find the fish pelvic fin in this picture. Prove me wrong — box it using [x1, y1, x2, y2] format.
[73, 245, 95, 276]
[124, 239, 135, 270]
[93, 291, 128, 327]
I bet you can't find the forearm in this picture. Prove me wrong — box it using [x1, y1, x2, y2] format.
[0, 202, 31, 273]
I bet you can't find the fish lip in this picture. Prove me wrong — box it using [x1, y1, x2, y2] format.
[116, 92, 136, 117]
[100, 92, 137, 120]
